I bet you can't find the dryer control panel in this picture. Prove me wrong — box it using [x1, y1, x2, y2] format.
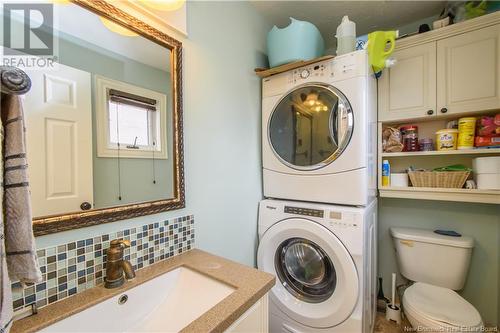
[263, 50, 370, 98]
[289, 63, 329, 84]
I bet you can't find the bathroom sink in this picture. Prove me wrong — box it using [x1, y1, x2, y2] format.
[39, 267, 235, 332]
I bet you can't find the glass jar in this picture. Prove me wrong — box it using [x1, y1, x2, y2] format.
[419, 138, 434, 151]
[401, 125, 419, 152]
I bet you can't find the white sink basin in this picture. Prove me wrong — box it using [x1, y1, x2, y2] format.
[40, 267, 235, 332]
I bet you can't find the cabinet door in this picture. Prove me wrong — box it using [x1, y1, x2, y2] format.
[437, 24, 500, 115]
[378, 42, 437, 121]
[225, 295, 268, 333]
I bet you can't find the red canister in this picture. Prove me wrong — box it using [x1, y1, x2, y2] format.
[401, 125, 419, 152]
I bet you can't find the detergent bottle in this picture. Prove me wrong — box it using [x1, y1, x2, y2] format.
[335, 16, 356, 55]
[367, 30, 399, 74]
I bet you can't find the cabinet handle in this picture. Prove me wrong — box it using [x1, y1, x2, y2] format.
[80, 202, 92, 211]
[427, 110, 434, 115]
[440, 107, 448, 113]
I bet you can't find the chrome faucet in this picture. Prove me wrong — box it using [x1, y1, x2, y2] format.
[104, 239, 136, 289]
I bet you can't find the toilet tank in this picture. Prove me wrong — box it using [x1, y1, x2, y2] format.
[390, 227, 474, 290]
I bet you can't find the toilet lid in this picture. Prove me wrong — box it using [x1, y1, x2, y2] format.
[404, 283, 482, 328]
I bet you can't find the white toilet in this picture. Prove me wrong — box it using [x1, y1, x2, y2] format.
[391, 227, 483, 332]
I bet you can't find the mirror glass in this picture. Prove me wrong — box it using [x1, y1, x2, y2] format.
[5, 3, 175, 218]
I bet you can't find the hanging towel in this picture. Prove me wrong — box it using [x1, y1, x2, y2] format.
[1, 94, 41, 282]
[0, 68, 39, 331]
[0, 94, 41, 331]
[0, 110, 13, 333]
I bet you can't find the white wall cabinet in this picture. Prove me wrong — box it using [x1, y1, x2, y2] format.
[379, 14, 500, 122]
[377, 13, 500, 204]
[225, 294, 269, 333]
[378, 42, 437, 121]
[437, 25, 500, 115]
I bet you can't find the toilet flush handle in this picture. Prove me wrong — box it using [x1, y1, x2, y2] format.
[399, 240, 414, 247]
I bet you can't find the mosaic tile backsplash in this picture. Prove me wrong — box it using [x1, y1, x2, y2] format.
[11, 215, 194, 312]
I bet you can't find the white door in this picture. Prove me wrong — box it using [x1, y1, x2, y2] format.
[378, 42, 437, 121]
[257, 218, 358, 329]
[437, 24, 500, 115]
[24, 64, 93, 217]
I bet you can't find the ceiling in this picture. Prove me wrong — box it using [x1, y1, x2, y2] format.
[250, 1, 446, 50]
[6, 3, 171, 71]
[57, 3, 170, 71]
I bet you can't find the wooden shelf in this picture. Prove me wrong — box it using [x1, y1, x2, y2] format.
[254, 55, 334, 78]
[381, 148, 500, 157]
[379, 186, 500, 204]
[379, 109, 500, 124]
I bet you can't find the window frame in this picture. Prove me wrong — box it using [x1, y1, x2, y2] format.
[95, 75, 168, 159]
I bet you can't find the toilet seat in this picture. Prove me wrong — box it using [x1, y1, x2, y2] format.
[403, 282, 483, 329]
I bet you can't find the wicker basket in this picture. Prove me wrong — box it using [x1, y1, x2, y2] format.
[408, 171, 470, 188]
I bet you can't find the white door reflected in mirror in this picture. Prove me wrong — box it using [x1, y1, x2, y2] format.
[24, 64, 93, 218]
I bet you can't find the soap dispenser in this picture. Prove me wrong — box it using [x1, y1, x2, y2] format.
[335, 15, 356, 55]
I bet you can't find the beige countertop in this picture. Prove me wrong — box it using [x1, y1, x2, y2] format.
[12, 249, 275, 333]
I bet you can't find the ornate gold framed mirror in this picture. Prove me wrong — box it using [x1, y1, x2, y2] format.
[27, 0, 185, 236]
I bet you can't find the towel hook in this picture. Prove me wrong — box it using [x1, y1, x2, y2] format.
[0, 66, 31, 95]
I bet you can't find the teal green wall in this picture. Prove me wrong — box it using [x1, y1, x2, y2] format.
[180, 1, 270, 265]
[378, 198, 500, 326]
[56, 34, 174, 208]
[498, 225, 500, 327]
[37, 1, 270, 268]
[396, 15, 439, 36]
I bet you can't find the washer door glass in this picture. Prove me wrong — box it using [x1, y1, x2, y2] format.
[269, 84, 353, 169]
[275, 237, 336, 303]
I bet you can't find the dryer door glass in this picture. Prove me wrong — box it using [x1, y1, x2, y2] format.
[275, 237, 336, 303]
[269, 84, 353, 170]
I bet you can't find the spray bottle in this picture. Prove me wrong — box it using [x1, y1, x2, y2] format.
[367, 30, 399, 74]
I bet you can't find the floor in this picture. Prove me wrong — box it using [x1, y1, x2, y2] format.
[374, 312, 412, 333]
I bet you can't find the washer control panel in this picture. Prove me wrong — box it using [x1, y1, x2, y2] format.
[328, 210, 358, 228]
[284, 206, 324, 218]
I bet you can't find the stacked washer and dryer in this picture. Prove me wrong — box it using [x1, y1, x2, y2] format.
[257, 50, 378, 333]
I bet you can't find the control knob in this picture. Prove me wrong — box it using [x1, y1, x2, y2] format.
[299, 69, 310, 79]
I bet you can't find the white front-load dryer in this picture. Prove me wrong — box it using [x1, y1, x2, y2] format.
[257, 199, 377, 333]
[262, 50, 377, 206]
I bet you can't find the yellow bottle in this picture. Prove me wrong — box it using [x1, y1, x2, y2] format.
[457, 117, 476, 150]
[367, 31, 398, 73]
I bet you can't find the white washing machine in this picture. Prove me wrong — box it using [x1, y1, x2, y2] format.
[257, 199, 377, 333]
[262, 50, 377, 206]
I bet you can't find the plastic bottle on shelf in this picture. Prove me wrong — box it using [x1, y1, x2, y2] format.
[382, 160, 391, 187]
[457, 117, 476, 150]
[336, 16, 356, 55]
